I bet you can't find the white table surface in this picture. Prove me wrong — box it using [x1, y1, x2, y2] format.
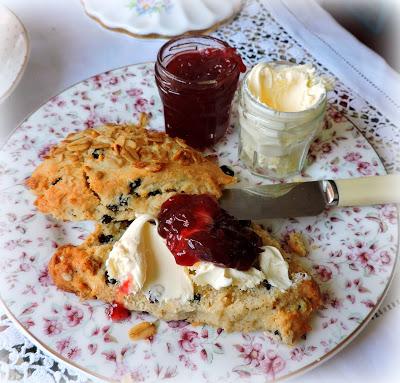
[0, 0, 399, 382]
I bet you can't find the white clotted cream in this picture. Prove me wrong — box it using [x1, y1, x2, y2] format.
[106, 215, 293, 304]
[247, 63, 326, 112]
[106, 214, 194, 303]
[190, 246, 292, 292]
[239, 61, 330, 179]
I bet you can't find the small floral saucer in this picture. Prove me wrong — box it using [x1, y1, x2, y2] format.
[0, 5, 30, 103]
[81, 0, 243, 38]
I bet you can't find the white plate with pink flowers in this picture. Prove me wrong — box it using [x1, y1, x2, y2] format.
[0, 62, 397, 382]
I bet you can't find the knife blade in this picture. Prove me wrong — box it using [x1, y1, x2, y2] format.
[219, 175, 400, 219]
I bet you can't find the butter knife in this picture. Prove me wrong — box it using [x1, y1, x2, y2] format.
[219, 175, 400, 219]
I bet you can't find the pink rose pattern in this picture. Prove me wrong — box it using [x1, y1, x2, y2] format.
[0, 63, 397, 382]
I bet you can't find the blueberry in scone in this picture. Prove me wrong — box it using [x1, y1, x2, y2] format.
[49, 198, 322, 345]
[26, 115, 234, 221]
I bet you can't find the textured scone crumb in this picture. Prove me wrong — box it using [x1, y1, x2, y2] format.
[48, 222, 322, 345]
[190, 322, 204, 327]
[26, 116, 234, 221]
[129, 322, 156, 341]
[288, 232, 308, 257]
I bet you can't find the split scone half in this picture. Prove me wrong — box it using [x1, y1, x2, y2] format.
[26, 116, 234, 222]
[49, 220, 322, 345]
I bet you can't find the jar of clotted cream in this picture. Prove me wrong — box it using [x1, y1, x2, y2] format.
[238, 61, 328, 179]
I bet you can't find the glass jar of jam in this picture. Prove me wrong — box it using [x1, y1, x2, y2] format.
[155, 35, 245, 149]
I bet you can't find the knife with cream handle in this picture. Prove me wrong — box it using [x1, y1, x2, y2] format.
[219, 175, 400, 219]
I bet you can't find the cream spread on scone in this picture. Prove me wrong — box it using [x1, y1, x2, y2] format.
[189, 262, 265, 290]
[106, 214, 150, 294]
[190, 246, 292, 291]
[258, 246, 293, 290]
[106, 214, 193, 303]
[106, 214, 292, 303]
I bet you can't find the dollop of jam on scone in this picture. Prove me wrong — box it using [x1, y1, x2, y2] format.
[158, 194, 262, 270]
[49, 218, 322, 345]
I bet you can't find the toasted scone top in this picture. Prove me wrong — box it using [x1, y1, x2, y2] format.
[26, 117, 234, 221]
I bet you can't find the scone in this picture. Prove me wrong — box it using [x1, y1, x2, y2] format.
[49, 221, 322, 345]
[26, 116, 234, 222]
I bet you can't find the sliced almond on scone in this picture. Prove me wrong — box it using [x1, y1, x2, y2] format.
[26, 116, 235, 222]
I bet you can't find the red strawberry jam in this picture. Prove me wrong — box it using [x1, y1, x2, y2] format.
[107, 301, 131, 322]
[155, 35, 246, 149]
[118, 275, 132, 296]
[165, 47, 246, 82]
[157, 194, 262, 271]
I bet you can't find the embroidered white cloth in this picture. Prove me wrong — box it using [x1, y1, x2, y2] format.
[267, 0, 400, 125]
[264, 2, 400, 382]
[0, 0, 398, 382]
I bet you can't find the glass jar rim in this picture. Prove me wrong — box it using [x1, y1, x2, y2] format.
[156, 35, 241, 86]
[242, 62, 327, 117]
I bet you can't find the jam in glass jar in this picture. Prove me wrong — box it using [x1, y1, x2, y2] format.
[155, 35, 245, 149]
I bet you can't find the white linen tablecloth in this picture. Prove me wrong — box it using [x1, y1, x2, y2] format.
[0, 0, 399, 382]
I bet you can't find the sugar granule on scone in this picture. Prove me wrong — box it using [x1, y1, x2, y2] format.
[26, 115, 234, 222]
[49, 195, 322, 345]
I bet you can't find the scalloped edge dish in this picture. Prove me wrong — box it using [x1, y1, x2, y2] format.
[80, 0, 243, 39]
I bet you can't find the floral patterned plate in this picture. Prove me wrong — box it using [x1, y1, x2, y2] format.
[0, 63, 397, 382]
